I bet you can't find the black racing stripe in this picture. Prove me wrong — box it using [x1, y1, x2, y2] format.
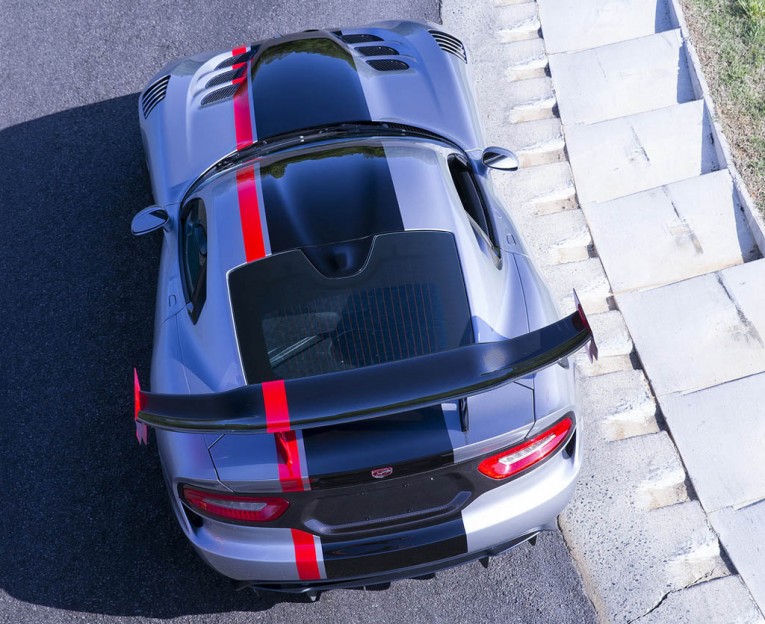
[321, 517, 468, 578]
[302, 405, 454, 483]
[250, 36, 371, 140]
[259, 143, 403, 255]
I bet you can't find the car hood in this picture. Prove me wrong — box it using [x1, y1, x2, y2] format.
[140, 21, 483, 204]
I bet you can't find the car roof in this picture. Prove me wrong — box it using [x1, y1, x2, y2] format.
[191, 135, 469, 268]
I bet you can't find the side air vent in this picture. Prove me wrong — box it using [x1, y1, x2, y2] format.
[336, 32, 383, 44]
[215, 46, 258, 70]
[142, 75, 170, 119]
[205, 66, 245, 89]
[357, 45, 399, 57]
[367, 59, 410, 71]
[428, 30, 467, 63]
[201, 83, 240, 107]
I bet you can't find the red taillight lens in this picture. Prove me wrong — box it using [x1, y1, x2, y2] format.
[180, 486, 289, 523]
[478, 417, 574, 480]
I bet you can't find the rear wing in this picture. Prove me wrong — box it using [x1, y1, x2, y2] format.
[134, 299, 596, 438]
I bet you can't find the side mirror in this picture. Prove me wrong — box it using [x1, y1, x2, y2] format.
[482, 146, 520, 171]
[131, 205, 169, 236]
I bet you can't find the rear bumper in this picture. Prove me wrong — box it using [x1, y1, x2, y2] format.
[171, 425, 581, 589]
[244, 530, 541, 593]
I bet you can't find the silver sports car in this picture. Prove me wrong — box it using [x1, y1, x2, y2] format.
[131, 20, 595, 595]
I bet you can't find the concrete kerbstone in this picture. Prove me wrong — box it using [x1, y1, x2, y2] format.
[564, 100, 719, 204]
[583, 169, 759, 293]
[617, 261, 765, 396]
[548, 29, 695, 125]
[537, 0, 673, 54]
[570, 368, 659, 441]
[660, 372, 765, 513]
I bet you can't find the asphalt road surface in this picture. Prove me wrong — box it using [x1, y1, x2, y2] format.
[0, 1, 597, 622]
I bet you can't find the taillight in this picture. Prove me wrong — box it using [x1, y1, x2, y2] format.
[180, 486, 289, 524]
[478, 417, 574, 480]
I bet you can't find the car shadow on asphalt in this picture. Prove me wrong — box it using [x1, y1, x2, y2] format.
[0, 94, 301, 617]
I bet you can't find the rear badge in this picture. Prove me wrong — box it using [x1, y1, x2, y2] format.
[371, 467, 393, 479]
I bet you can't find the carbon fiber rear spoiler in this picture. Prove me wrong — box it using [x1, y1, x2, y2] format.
[134, 297, 597, 437]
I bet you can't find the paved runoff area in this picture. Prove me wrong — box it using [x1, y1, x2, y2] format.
[444, 0, 765, 621]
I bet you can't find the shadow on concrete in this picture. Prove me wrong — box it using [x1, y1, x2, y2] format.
[0, 94, 296, 617]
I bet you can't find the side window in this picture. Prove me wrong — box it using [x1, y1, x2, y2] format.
[181, 198, 208, 323]
[448, 155, 496, 247]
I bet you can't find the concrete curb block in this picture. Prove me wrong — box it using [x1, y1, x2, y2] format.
[666, 0, 765, 256]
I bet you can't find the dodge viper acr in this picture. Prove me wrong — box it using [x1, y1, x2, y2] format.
[131, 21, 596, 594]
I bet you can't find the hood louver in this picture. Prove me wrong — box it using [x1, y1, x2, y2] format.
[367, 59, 410, 71]
[205, 66, 245, 89]
[428, 30, 467, 63]
[334, 32, 383, 44]
[357, 45, 399, 56]
[201, 83, 240, 107]
[216, 46, 258, 70]
[141, 75, 170, 119]
[201, 46, 258, 107]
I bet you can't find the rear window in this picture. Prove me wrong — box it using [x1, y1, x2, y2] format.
[228, 231, 473, 383]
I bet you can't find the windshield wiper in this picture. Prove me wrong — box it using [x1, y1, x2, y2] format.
[268, 334, 329, 369]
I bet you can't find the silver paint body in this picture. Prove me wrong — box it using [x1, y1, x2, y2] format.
[138, 20, 580, 583]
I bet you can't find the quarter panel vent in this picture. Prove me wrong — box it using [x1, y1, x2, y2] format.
[367, 59, 410, 71]
[142, 75, 170, 119]
[428, 30, 467, 63]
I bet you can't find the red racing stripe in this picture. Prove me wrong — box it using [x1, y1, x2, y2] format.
[291, 529, 322, 580]
[262, 380, 290, 432]
[231, 46, 253, 149]
[233, 73, 312, 563]
[231, 45, 263, 261]
[263, 381, 307, 492]
[235, 166, 266, 262]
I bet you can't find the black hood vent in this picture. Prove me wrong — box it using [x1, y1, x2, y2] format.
[201, 83, 239, 107]
[205, 66, 245, 89]
[216, 46, 258, 70]
[141, 75, 170, 119]
[367, 59, 410, 71]
[357, 45, 399, 56]
[335, 32, 383, 44]
[428, 30, 467, 63]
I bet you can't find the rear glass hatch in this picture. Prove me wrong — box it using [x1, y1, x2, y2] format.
[228, 230, 475, 383]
